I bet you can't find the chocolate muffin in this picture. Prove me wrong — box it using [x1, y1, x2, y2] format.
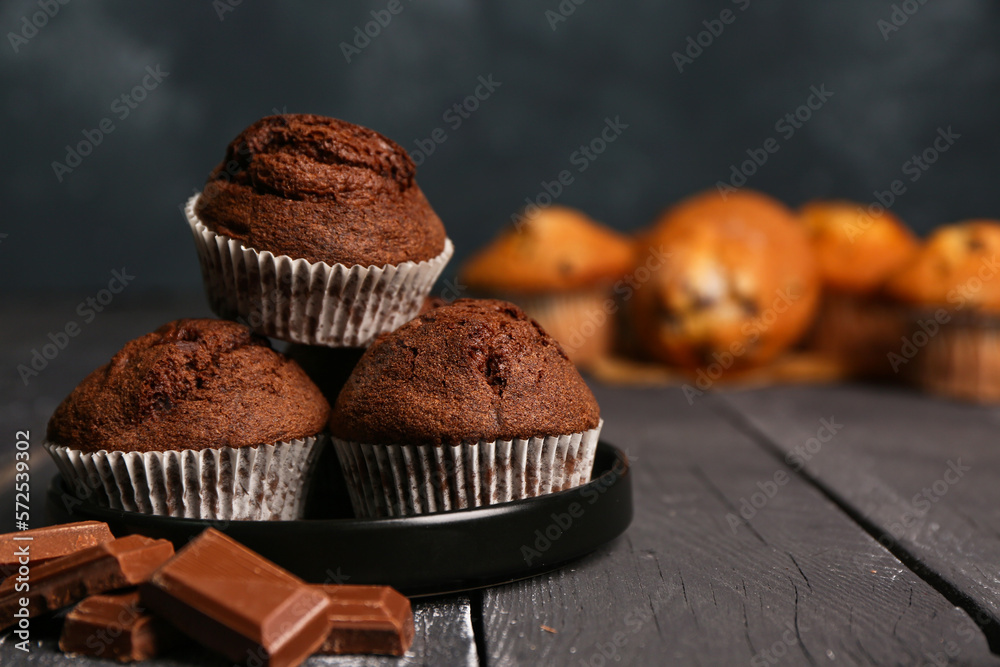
[195, 114, 446, 266]
[185, 114, 453, 347]
[329, 299, 603, 517]
[45, 319, 330, 520]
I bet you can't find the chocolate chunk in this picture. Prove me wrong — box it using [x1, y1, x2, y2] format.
[0, 535, 174, 630]
[315, 585, 414, 656]
[0, 521, 114, 579]
[141, 529, 332, 667]
[59, 591, 182, 662]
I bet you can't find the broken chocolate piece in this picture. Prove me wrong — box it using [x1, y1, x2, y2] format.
[140, 529, 332, 667]
[0, 534, 174, 631]
[0, 521, 114, 579]
[315, 585, 414, 656]
[59, 590, 182, 662]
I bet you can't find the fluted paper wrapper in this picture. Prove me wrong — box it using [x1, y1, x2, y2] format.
[186, 194, 453, 347]
[908, 310, 1000, 403]
[333, 421, 602, 518]
[44, 436, 323, 521]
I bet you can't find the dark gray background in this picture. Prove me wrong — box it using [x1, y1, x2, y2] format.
[2, 0, 999, 296]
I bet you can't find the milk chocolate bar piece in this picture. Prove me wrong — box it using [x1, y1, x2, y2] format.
[315, 585, 414, 656]
[0, 521, 114, 579]
[59, 590, 182, 662]
[140, 529, 332, 667]
[0, 534, 173, 631]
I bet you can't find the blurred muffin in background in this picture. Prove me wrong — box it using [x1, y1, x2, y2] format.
[459, 206, 634, 366]
[885, 220, 1000, 402]
[800, 201, 918, 377]
[631, 189, 819, 373]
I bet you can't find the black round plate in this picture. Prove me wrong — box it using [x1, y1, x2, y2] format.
[45, 441, 632, 596]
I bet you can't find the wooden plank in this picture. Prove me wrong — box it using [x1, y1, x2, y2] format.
[0, 598, 478, 666]
[480, 385, 1000, 666]
[6, 301, 1000, 665]
[720, 383, 1000, 652]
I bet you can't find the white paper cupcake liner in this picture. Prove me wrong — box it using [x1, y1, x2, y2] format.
[332, 420, 602, 518]
[44, 436, 323, 521]
[185, 194, 453, 347]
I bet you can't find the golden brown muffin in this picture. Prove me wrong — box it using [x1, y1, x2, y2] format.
[800, 201, 918, 377]
[884, 220, 1000, 402]
[632, 189, 820, 371]
[801, 201, 918, 294]
[459, 206, 635, 365]
[886, 220, 1000, 312]
[461, 206, 634, 292]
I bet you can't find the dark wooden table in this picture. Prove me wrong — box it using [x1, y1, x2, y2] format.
[3, 298, 1000, 666]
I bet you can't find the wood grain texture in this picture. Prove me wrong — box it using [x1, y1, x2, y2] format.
[720, 383, 1000, 651]
[0, 598, 478, 666]
[5, 302, 1000, 665]
[480, 385, 1000, 666]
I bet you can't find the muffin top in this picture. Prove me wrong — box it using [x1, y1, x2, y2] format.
[886, 220, 1000, 312]
[329, 299, 601, 446]
[633, 189, 819, 369]
[800, 200, 918, 294]
[47, 319, 330, 453]
[459, 206, 635, 293]
[194, 114, 447, 267]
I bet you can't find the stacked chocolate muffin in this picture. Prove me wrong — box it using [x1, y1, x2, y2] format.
[45, 114, 602, 521]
